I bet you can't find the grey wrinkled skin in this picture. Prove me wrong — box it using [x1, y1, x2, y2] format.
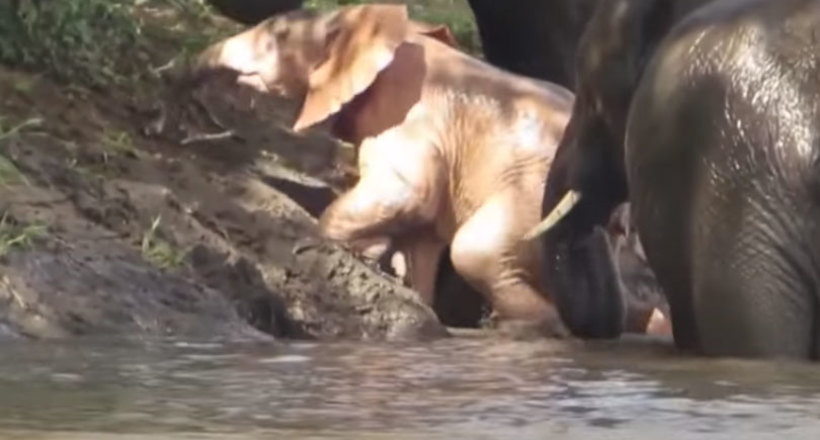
[543, 0, 820, 359]
[629, 0, 820, 358]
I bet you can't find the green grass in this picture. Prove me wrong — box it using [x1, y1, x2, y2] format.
[141, 215, 190, 270]
[0, 212, 47, 258]
[0, 0, 227, 87]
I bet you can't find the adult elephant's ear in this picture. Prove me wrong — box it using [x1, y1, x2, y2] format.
[292, 4, 410, 132]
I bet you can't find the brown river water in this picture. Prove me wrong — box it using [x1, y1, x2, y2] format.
[0, 335, 818, 439]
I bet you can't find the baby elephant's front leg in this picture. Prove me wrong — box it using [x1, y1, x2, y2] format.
[319, 177, 414, 241]
[319, 135, 443, 244]
[318, 171, 435, 245]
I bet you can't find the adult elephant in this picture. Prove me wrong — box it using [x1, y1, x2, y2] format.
[534, 0, 820, 359]
[465, 0, 598, 89]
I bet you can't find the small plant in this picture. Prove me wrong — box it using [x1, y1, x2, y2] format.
[0, 116, 42, 187]
[11, 75, 36, 95]
[101, 128, 137, 158]
[141, 215, 190, 269]
[0, 155, 27, 188]
[0, 212, 47, 257]
[0, 116, 43, 142]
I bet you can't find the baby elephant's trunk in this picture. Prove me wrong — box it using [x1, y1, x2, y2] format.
[168, 29, 255, 90]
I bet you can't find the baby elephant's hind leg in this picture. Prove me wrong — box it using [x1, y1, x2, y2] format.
[450, 195, 568, 338]
[393, 230, 447, 306]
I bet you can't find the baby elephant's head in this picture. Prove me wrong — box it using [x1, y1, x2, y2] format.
[194, 8, 329, 99]
[188, 4, 456, 132]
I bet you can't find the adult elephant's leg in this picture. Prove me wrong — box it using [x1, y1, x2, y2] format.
[632, 121, 813, 357]
[634, 184, 702, 352]
[690, 208, 815, 359]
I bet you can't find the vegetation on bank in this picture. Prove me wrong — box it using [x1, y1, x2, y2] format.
[0, 117, 45, 258]
[0, 0, 147, 87]
[0, 0, 236, 88]
[0, 0, 231, 268]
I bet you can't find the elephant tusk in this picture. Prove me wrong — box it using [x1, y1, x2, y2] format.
[523, 189, 582, 240]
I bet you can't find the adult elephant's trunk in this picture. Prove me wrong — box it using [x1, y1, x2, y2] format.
[535, 113, 629, 338]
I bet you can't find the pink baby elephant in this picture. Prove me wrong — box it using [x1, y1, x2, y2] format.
[190, 4, 575, 337]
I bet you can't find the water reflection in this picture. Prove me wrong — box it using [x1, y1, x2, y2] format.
[0, 336, 818, 439]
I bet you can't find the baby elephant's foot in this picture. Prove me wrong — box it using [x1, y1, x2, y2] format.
[487, 311, 570, 340]
[482, 282, 570, 339]
[645, 308, 672, 336]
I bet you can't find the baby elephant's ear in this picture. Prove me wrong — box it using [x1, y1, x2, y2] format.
[293, 4, 410, 132]
[408, 21, 459, 48]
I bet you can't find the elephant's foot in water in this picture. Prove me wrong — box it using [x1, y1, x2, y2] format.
[485, 305, 569, 340]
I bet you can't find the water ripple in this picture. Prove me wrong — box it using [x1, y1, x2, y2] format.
[0, 337, 817, 438]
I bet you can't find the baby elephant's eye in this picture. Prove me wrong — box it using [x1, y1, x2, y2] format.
[275, 27, 290, 43]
